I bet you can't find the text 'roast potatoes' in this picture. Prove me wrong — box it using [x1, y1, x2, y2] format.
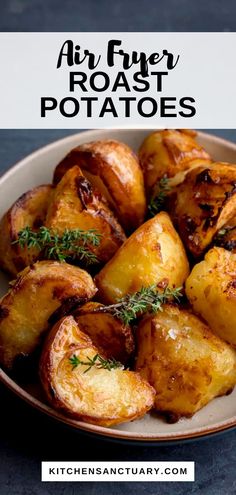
[46, 165, 126, 264]
[186, 247, 236, 346]
[95, 211, 189, 304]
[0, 261, 97, 369]
[139, 129, 211, 197]
[0, 185, 53, 277]
[39, 315, 155, 427]
[53, 140, 146, 232]
[135, 304, 236, 422]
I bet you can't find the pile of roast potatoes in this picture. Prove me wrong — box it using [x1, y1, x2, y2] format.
[0, 129, 236, 427]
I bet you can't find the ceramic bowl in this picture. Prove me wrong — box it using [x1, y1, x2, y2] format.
[1, 129, 236, 443]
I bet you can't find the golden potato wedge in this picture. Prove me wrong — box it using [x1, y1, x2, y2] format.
[186, 247, 236, 346]
[0, 185, 52, 277]
[46, 165, 126, 264]
[139, 129, 211, 196]
[74, 302, 134, 363]
[53, 140, 146, 232]
[39, 315, 155, 426]
[170, 162, 236, 258]
[136, 304, 236, 422]
[95, 211, 189, 304]
[0, 261, 97, 369]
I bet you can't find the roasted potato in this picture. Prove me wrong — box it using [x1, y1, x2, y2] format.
[46, 165, 126, 264]
[0, 185, 52, 277]
[53, 140, 146, 232]
[74, 302, 134, 364]
[139, 129, 211, 196]
[39, 315, 155, 426]
[136, 304, 236, 422]
[95, 211, 189, 304]
[170, 162, 236, 258]
[185, 247, 236, 346]
[0, 261, 96, 369]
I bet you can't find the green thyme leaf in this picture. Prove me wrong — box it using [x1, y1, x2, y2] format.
[13, 226, 102, 265]
[69, 353, 123, 373]
[148, 176, 171, 217]
[92, 285, 183, 325]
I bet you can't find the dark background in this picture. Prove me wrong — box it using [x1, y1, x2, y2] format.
[1, 1, 236, 494]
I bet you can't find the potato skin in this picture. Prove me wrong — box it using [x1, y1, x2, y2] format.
[95, 211, 189, 304]
[186, 247, 236, 346]
[0, 185, 52, 277]
[53, 140, 146, 232]
[74, 302, 134, 364]
[170, 162, 236, 258]
[46, 165, 126, 264]
[135, 304, 236, 421]
[0, 261, 97, 369]
[139, 129, 211, 196]
[39, 315, 155, 426]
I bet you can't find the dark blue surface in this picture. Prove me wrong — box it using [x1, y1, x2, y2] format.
[0, 0, 235, 32]
[1, 1, 236, 494]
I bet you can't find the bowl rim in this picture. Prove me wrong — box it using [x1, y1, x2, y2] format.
[0, 128, 236, 443]
[1, 367, 236, 443]
[1, 128, 236, 184]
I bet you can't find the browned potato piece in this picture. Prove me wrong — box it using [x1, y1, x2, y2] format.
[0, 261, 97, 369]
[170, 162, 236, 258]
[139, 129, 211, 196]
[74, 302, 134, 364]
[46, 165, 126, 264]
[185, 247, 236, 346]
[95, 212, 189, 304]
[39, 315, 155, 426]
[53, 140, 146, 232]
[0, 185, 52, 277]
[136, 304, 236, 422]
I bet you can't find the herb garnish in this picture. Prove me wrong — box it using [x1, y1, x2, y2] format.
[148, 176, 171, 217]
[94, 285, 183, 325]
[69, 353, 123, 373]
[13, 226, 102, 264]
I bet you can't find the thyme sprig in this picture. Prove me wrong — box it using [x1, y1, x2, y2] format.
[69, 353, 123, 373]
[94, 285, 183, 325]
[13, 226, 102, 264]
[148, 176, 171, 217]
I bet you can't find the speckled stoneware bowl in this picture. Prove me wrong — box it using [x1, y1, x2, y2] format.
[0, 129, 236, 443]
